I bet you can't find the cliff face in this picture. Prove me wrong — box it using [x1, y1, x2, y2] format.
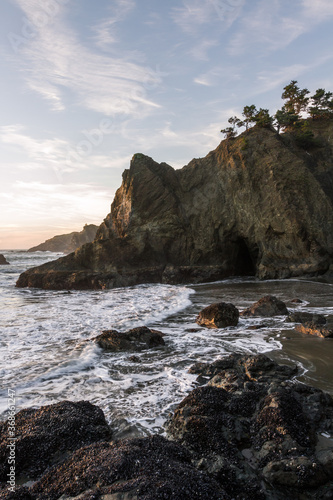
[28, 224, 98, 254]
[17, 121, 333, 289]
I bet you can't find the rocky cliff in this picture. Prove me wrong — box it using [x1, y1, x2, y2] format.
[17, 121, 333, 290]
[28, 224, 98, 254]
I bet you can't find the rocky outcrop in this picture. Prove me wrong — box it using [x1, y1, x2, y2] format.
[167, 353, 333, 499]
[1, 355, 333, 499]
[17, 120, 333, 290]
[196, 302, 239, 328]
[241, 295, 289, 317]
[0, 401, 111, 483]
[0, 254, 9, 265]
[27, 224, 98, 254]
[94, 326, 165, 352]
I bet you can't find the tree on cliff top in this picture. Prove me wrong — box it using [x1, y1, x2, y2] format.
[281, 80, 310, 115]
[221, 80, 333, 141]
[309, 88, 333, 119]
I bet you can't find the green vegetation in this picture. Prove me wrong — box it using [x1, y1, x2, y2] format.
[221, 80, 333, 148]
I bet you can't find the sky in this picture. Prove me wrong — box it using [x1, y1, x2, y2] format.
[1, 0, 333, 249]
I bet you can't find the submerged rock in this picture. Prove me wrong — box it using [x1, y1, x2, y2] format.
[286, 311, 326, 325]
[0, 254, 9, 265]
[196, 302, 239, 328]
[241, 295, 288, 317]
[94, 326, 165, 352]
[295, 323, 333, 338]
[16, 121, 333, 290]
[0, 400, 111, 483]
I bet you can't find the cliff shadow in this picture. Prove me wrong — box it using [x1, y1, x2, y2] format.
[233, 238, 259, 276]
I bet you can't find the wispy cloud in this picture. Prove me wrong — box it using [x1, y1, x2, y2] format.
[171, 0, 244, 35]
[254, 55, 333, 98]
[9, 0, 163, 116]
[194, 65, 242, 87]
[228, 0, 333, 56]
[302, 0, 333, 22]
[0, 181, 113, 228]
[189, 38, 219, 61]
[0, 124, 129, 181]
[92, 0, 135, 50]
[0, 124, 72, 170]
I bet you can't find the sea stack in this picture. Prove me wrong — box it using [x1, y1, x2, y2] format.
[16, 120, 333, 290]
[0, 254, 9, 265]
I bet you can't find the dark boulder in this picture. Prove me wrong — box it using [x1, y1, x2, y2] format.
[286, 311, 326, 325]
[241, 295, 288, 317]
[196, 302, 239, 328]
[0, 254, 9, 265]
[94, 326, 165, 352]
[28, 436, 225, 500]
[0, 400, 111, 483]
[295, 323, 333, 338]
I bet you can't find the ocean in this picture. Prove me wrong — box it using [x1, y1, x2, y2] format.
[1, 250, 333, 437]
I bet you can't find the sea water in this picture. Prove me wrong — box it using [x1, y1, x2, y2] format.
[1, 251, 333, 436]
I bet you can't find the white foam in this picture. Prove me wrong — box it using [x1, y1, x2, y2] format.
[2, 252, 331, 435]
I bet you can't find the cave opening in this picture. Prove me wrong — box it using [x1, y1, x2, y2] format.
[234, 238, 258, 276]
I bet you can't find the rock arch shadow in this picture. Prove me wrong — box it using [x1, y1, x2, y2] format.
[233, 238, 259, 276]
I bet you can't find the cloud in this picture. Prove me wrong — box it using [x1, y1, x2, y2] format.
[0, 124, 131, 183]
[194, 65, 242, 87]
[253, 55, 333, 98]
[0, 125, 79, 180]
[0, 181, 113, 229]
[228, 0, 333, 56]
[92, 0, 136, 50]
[228, 0, 303, 56]
[171, 0, 244, 34]
[302, 0, 333, 22]
[0, 124, 71, 166]
[9, 0, 163, 116]
[189, 38, 219, 61]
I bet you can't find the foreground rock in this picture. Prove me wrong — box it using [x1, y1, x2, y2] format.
[295, 323, 333, 338]
[28, 436, 224, 500]
[196, 302, 239, 328]
[94, 326, 165, 352]
[286, 311, 327, 325]
[241, 295, 288, 317]
[167, 353, 333, 499]
[28, 224, 98, 254]
[0, 401, 111, 483]
[16, 121, 333, 290]
[0, 254, 9, 265]
[1, 355, 333, 499]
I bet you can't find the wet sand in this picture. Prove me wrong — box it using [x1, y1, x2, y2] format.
[269, 330, 333, 395]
